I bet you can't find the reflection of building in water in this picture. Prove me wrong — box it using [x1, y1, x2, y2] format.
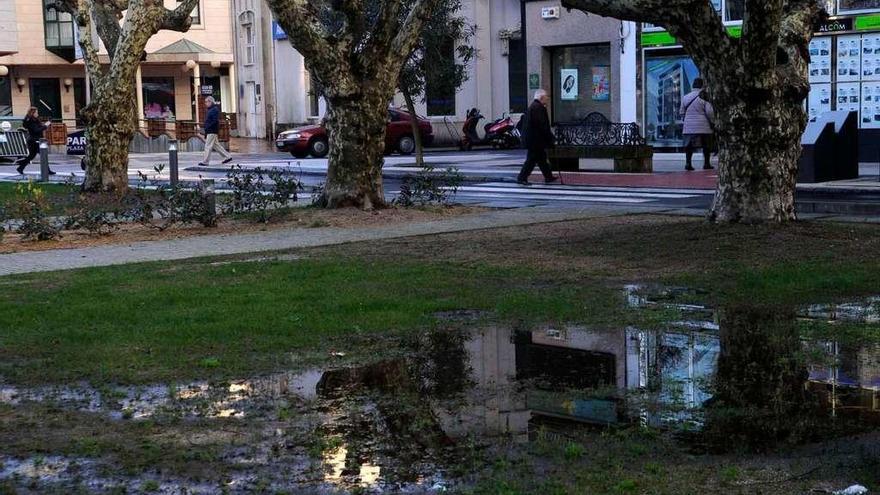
[808, 341, 880, 420]
[514, 326, 719, 426]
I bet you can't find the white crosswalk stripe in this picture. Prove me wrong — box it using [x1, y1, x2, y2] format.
[432, 182, 707, 206]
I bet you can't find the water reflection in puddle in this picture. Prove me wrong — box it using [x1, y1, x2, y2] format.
[2, 286, 879, 492]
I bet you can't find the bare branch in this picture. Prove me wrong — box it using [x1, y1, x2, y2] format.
[742, 0, 784, 88]
[391, 0, 442, 56]
[75, 0, 106, 89]
[160, 0, 200, 31]
[266, 0, 333, 62]
[560, 0, 689, 27]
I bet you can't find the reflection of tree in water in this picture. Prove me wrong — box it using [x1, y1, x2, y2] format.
[701, 305, 818, 451]
[310, 329, 472, 486]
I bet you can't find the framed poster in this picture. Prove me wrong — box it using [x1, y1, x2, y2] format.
[861, 82, 880, 128]
[808, 37, 832, 83]
[808, 83, 832, 122]
[837, 82, 861, 124]
[560, 69, 578, 100]
[837, 35, 862, 82]
[529, 73, 540, 90]
[591, 66, 610, 101]
[861, 34, 880, 81]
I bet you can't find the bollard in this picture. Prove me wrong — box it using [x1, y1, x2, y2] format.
[202, 178, 216, 215]
[169, 139, 179, 187]
[39, 138, 49, 182]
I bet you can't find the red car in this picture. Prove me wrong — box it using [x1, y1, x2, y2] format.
[276, 108, 434, 158]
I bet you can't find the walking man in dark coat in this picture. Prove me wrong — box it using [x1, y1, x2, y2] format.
[517, 89, 558, 185]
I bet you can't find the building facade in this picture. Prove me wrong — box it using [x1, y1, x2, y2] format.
[0, 0, 235, 131]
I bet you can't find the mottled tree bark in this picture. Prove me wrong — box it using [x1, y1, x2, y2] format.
[267, 0, 443, 208]
[68, 0, 199, 192]
[561, 0, 826, 223]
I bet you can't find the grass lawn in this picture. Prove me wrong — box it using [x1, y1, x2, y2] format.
[0, 181, 72, 209]
[1, 214, 880, 494]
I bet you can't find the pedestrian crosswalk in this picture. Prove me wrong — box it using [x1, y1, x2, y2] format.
[428, 182, 714, 208]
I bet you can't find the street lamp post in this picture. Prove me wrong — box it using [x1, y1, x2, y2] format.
[39, 139, 49, 182]
[169, 139, 179, 187]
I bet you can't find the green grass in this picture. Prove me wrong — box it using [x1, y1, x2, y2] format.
[0, 257, 625, 385]
[0, 181, 71, 209]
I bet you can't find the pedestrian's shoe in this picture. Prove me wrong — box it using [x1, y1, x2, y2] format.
[198, 162, 209, 166]
[15, 163, 26, 175]
[685, 165, 695, 171]
[703, 164, 714, 170]
[48, 169, 56, 175]
[516, 178, 531, 186]
[222, 157, 233, 164]
[545, 175, 559, 184]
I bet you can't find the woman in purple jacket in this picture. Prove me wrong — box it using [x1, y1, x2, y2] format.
[680, 78, 715, 171]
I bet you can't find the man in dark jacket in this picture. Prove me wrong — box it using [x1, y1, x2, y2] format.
[517, 89, 558, 185]
[198, 96, 233, 166]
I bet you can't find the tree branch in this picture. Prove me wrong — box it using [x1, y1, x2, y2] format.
[742, 0, 784, 88]
[266, 0, 333, 62]
[75, 0, 106, 89]
[160, 0, 200, 31]
[391, 0, 443, 56]
[560, 0, 690, 27]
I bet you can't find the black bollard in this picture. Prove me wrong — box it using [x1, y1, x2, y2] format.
[169, 139, 179, 187]
[39, 138, 49, 182]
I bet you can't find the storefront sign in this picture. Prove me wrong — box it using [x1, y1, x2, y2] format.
[591, 66, 610, 101]
[817, 17, 855, 34]
[66, 130, 86, 155]
[200, 85, 214, 95]
[641, 26, 742, 47]
[560, 69, 578, 100]
[272, 21, 288, 40]
[528, 73, 540, 90]
[856, 14, 880, 31]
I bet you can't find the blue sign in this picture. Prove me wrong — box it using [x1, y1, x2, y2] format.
[67, 130, 87, 155]
[272, 21, 287, 40]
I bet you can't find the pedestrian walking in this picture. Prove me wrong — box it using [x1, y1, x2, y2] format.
[15, 107, 54, 175]
[680, 78, 715, 171]
[517, 89, 559, 186]
[198, 96, 233, 166]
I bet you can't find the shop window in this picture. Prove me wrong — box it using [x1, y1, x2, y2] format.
[30, 78, 62, 121]
[177, 0, 201, 24]
[643, 54, 700, 149]
[839, 0, 880, 13]
[309, 72, 322, 117]
[0, 76, 11, 117]
[724, 0, 744, 21]
[550, 44, 612, 123]
[240, 11, 256, 65]
[508, 38, 527, 114]
[43, 0, 76, 62]
[425, 37, 457, 116]
[142, 77, 176, 120]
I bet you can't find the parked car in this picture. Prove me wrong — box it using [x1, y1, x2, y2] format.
[276, 108, 434, 158]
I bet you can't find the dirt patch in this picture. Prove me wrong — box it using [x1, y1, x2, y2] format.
[0, 205, 485, 254]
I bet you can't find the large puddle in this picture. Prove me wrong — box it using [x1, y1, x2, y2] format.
[1, 286, 879, 493]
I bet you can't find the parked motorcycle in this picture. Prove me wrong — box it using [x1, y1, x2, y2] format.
[459, 108, 521, 151]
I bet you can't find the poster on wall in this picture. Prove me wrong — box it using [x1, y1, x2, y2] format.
[808, 37, 832, 84]
[837, 35, 862, 83]
[861, 34, 880, 82]
[837, 82, 861, 123]
[560, 69, 578, 100]
[861, 82, 880, 128]
[591, 66, 610, 101]
[808, 83, 832, 122]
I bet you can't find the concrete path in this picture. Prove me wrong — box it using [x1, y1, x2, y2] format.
[0, 204, 672, 277]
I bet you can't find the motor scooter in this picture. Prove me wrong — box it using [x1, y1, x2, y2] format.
[459, 108, 521, 151]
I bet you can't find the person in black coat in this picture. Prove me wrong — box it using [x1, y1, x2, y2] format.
[517, 90, 558, 185]
[198, 96, 233, 166]
[15, 107, 54, 175]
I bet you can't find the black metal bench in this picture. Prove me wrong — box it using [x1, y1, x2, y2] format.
[549, 112, 653, 173]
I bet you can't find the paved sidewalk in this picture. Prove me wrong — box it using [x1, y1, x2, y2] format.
[0, 205, 669, 276]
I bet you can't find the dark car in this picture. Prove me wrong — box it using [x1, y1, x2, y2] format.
[276, 108, 434, 158]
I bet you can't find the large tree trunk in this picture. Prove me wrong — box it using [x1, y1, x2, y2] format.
[710, 97, 806, 223]
[80, 90, 137, 192]
[321, 97, 389, 209]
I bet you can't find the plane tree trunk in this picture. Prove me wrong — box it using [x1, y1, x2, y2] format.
[561, 0, 826, 223]
[267, 0, 443, 208]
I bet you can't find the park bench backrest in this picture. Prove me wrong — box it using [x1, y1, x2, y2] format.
[555, 112, 646, 147]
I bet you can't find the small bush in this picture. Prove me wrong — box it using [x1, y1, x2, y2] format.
[133, 165, 219, 230]
[11, 182, 61, 241]
[393, 165, 463, 207]
[223, 165, 303, 222]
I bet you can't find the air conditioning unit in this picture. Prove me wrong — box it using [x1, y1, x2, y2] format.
[541, 6, 560, 19]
